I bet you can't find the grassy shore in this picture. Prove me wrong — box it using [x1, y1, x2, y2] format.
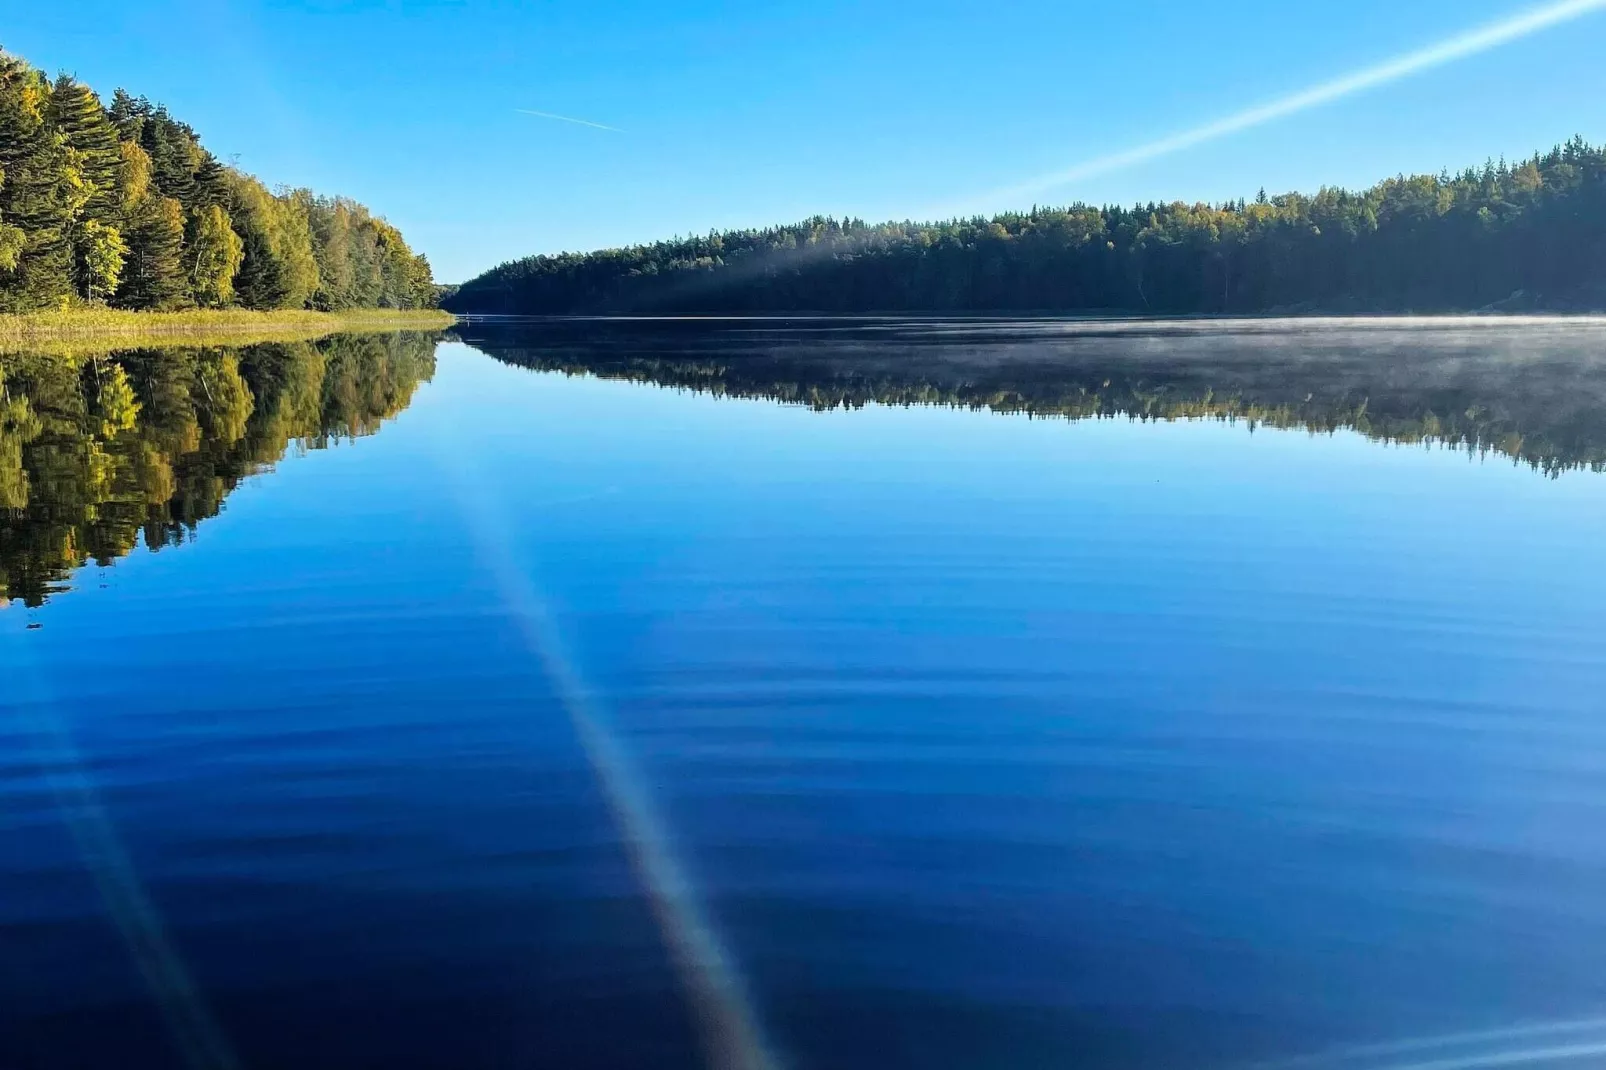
[0, 307, 454, 355]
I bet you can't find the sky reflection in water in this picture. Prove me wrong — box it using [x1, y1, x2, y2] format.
[3, 320, 1606, 1070]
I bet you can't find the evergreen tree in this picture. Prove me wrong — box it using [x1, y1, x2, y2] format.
[0, 54, 78, 309]
[193, 151, 230, 209]
[47, 77, 130, 302]
[118, 195, 187, 309]
[47, 76, 121, 216]
[106, 89, 146, 144]
[139, 104, 201, 208]
[0, 46, 434, 312]
[447, 138, 1606, 317]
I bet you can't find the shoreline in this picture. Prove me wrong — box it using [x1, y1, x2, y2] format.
[446, 310, 1606, 326]
[0, 308, 455, 354]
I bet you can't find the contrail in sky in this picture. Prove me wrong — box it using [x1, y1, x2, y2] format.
[516, 108, 623, 132]
[948, 0, 1606, 213]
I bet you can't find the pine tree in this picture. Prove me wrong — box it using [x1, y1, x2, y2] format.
[140, 104, 200, 208]
[48, 76, 121, 217]
[1, 47, 431, 315]
[192, 151, 229, 209]
[232, 212, 290, 308]
[106, 89, 147, 144]
[118, 194, 188, 309]
[0, 54, 78, 309]
[48, 76, 129, 301]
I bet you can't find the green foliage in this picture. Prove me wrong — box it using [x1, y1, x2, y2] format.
[449, 138, 1606, 315]
[75, 218, 127, 301]
[0, 46, 434, 314]
[302, 193, 435, 310]
[119, 195, 188, 309]
[120, 94, 204, 208]
[115, 140, 150, 212]
[228, 172, 318, 309]
[0, 221, 23, 271]
[0, 54, 78, 310]
[49, 76, 121, 218]
[188, 203, 243, 307]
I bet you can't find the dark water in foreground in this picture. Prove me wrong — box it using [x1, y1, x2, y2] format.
[4, 318, 1606, 1070]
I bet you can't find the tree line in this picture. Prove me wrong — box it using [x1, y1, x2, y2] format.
[1, 332, 436, 605]
[448, 138, 1606, 315]
[0, 47, 437, 314]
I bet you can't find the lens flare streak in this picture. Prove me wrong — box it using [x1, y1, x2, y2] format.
[6, 660, 241, 1070]
[436, 408, 781, 1070]
[1254, 1016, 1606, 1070]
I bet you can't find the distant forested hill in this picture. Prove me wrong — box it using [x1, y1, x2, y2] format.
[0, 47, 436, 313]
[448, 139, 1606, 316]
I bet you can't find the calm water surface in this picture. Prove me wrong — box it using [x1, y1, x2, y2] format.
[4, 319, 1606, 1070]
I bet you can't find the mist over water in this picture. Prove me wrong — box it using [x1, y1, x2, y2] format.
[4, 319, 1606, 1069]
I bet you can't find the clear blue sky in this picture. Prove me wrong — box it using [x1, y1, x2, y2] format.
[6, 0, 1603, 282]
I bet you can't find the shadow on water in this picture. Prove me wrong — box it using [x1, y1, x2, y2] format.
[454, 315, 1606, 477]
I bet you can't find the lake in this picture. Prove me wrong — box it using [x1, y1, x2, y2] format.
[4, 318, 1606, 1070]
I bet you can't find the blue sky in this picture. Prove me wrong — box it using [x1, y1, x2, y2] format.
[6, 0, 1604, 281]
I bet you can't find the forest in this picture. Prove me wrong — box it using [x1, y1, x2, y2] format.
[448, 138, 1606, 315]
[0, 47, 436, 314]
[0, 332, 437, 605]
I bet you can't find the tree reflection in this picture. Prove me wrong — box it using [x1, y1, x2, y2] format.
[0, 332, 436, 606]
[457, 317, 1606, 478]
